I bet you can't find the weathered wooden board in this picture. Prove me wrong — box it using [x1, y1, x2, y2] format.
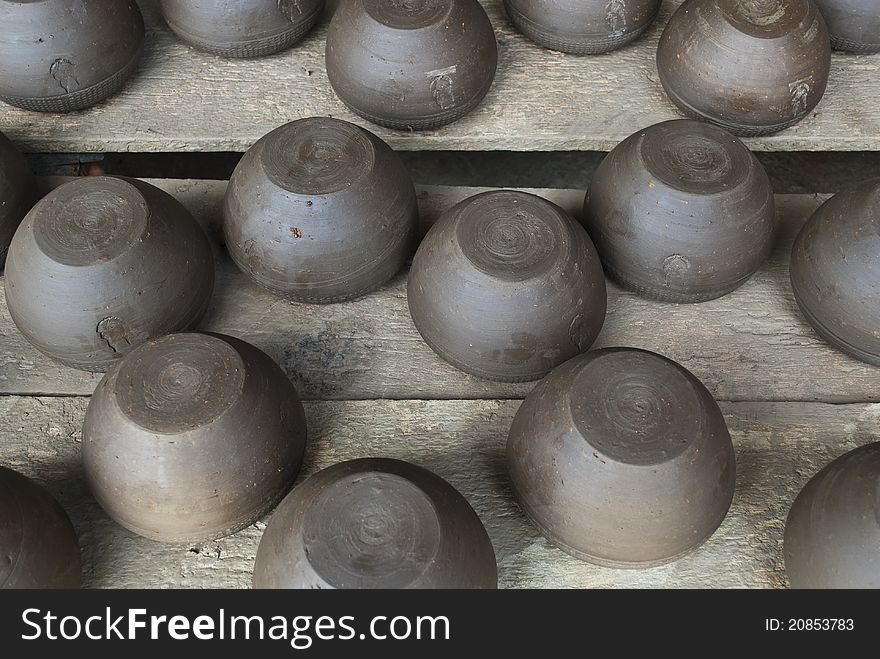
[1, 181, 874, 403]
[1, 0, 878, 153]
[1, 395, 873, 589]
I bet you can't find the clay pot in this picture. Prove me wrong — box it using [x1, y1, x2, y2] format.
[813, 0, 880, 52]
[83, 332, 307, 544]
[507, 348, 736, 567]
[790, 179, 880, 365]
[583, 120, 776, 302]
[0, 131, 36, 269]
[504, 0, 661, 54]
[253, 458, 497, 589]
[0, 466, 81, 589]
[784, 442, 880, 588]
[0, 0, 144, 113]
[657, 0, 831, 136]
[408, 191, 607, 383]
[161, 0, 325, 58]
[4, 177, 215, 372]
[224, 117, 418, 303]
[326, 0, 498, 130]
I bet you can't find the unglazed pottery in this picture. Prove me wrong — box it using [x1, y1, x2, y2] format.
[326, 0, 498, 130]
[0, 465, 81, 589]
[507, 348, 736, 567]
[224, 117, 419, 303]
[790, 178, 880, 365]
[504, 0, 662, 53]
[813, 0, 880, 52]
[83, 332, 307, 544]
[253, 458, 497, 589]
[408, 190, 607, 383]
[657, 0, 831, 135]
[4, 177, 215, 372]
[161, 0, 325, 58]
[583, 120, 776, 302]
[784, 442, 880, 588]
[0, 0, 145, 112]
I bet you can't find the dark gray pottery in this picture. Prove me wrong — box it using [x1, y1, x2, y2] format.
[504, 0, 661, 53]
[507, 348, 736, 567]
[408, 190, 607, 383]
[0, 131, 36, 269]
[583, 119, 776, 302]
[813, 0, 880, 52]
[224, 117, 419, 303]
[0, 0, 144, 112]
[83, 332, 307, 544]
[326, 0, 498, 130]
[0, 465, 81, 589]
[790, 178, 880, 365]
[657, 0, 831, 136]
[253, 458, 497, 589]
[161, 0, 325, 58]
[4, 177, 215, 372]
[784, 442, 880, 588]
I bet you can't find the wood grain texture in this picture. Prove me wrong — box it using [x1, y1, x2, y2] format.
[0, 0, 877, 153]
[1, 395, 874, 589]
[1, 181, 875, 403]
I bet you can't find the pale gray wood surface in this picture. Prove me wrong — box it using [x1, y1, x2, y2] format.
[4, 395, 874, 589]
[1, 181, 874, 403]
[1, 0, 878, 153]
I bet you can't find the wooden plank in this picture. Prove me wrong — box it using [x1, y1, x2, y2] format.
[2, 395, 873, 589]
[1, 0, 878, 153]
[1, 181, 874, 403]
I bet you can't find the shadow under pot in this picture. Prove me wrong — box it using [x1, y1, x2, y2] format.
[0, 131, 37, 269]
[507, 348, 736, 567]
[657, 0, 831, 136]
[223, 117, 419, 303]
[813, 0, 880, 53]
[504, 0, 661, 54]
[0, 465, 81, 589]
[326, 0, 498, 130]
[784, 442, 880, 588]
[160, 0, 326, 58]
[790, 178, 880, 365]
[408, 190, 607, 383]
[582, 119, 776, 302]
[253, 458, 497, 589]
[4, 177, 215, 372]
[82, 332, 308, 544]
[0, 0, 145, 112]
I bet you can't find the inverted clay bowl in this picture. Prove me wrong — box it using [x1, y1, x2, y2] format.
[0, 465, 81, 589]
[326, 0, 498, 130]
[790, 178, 880, 365]
[504, 0, 662, 53]
[224, 117, 419, 303]
[253, 458, 497, 589]
[0, 0, 144, 112]
[784, 442, 880, 588]
[813, 0, 880, 52]
[4, 177, 215, 372]
[582, 120, 776, 302]
[161, 0, 325, 58]
[83, 332, 307, 544]
[408, 191, 607, 383]
[507, 348, 736, 567]
[0, 131, 36, 269]
[657, 0, 831, 136]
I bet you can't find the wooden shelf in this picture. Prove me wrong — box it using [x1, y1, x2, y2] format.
[1, 0, 878, 153]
